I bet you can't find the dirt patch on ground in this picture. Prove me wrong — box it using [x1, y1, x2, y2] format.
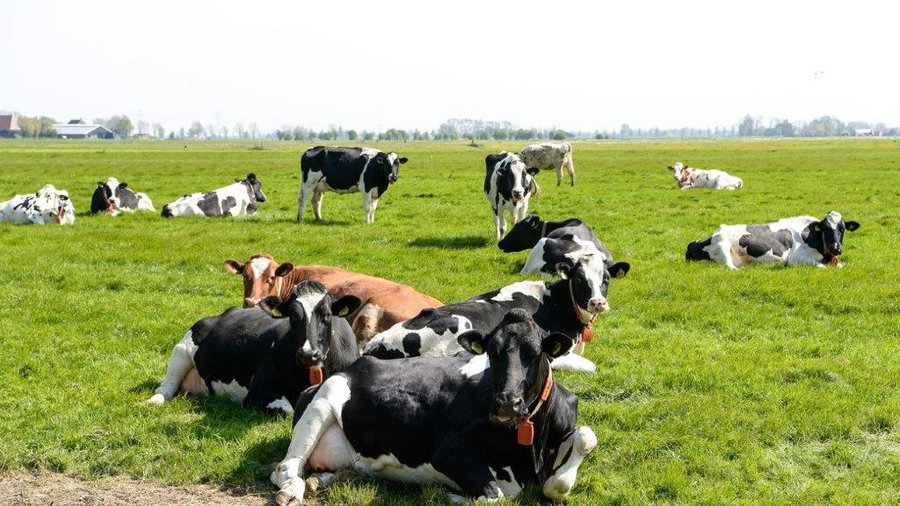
[0, 471, 272, 505]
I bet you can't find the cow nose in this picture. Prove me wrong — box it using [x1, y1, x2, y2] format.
[588, 297, 610, 313]
[512, 190, 524, 198]
[297, 349, 323, 367]
[832, 244, 842, 254]
[491, 393, 525, 423]
[243, 297, 258, 307]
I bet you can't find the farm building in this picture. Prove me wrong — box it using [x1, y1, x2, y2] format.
[0, 113, 21, 138]
[54, 119, 115, 139]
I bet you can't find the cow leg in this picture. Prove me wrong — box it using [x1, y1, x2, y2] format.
[312, 190, 324, 221]
[566, 157, 576, 186]
[297, 185, 311, 222]
[556, 165, 563, 186]
[708, 235, 738, 269]
[367, 195, 379, 224]
[244, 356, 294, 416]
[147, 331, 197, 404]
[432, 443, 507, 501]
[542, 426, 597, 501]
[271, 376, 352, 506]
[492, 207, 503, 241]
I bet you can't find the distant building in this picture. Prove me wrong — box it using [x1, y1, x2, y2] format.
[54, 120, 115, 139]
[0, 113, 21, 138]
[854, 128, 874, 137]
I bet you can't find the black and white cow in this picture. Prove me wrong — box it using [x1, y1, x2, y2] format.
[90, 177, 155, 215]
[271, 309, 597, 504]
[298, 146, 408, 224]
[147, 282, 361, 415]
[686, 211, 861, 269]
[669, 162, 743, 190]
[364, 256, 613, 372]
[484, 152, 539, 240]
[0, 184, 75, 225]
[519, 142, 576, 186]
[161, 173, 267, 218]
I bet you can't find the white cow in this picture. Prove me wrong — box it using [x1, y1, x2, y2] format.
[669, 162, 743, 190]
[519, 142, 575, 186]
[0, 184, 75, 225]
[161, 173, 267, 218]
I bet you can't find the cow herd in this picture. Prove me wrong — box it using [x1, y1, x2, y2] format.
[4, 142, 862, 503]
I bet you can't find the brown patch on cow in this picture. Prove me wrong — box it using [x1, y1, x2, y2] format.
[178, 367, 208, 396]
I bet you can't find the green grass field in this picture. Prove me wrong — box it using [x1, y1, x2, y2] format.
[0, 138, 897, 505]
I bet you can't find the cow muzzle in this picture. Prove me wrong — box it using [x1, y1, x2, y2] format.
[587, 297, 610, 314]
[296, 349, 324, 368]
[243, 297, 259, 308]
[490, 393, 526, 426]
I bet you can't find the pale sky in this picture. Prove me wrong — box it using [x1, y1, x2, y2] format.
[3, 0, 897, 133]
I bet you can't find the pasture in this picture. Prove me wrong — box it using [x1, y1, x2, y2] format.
[0, 138, 897, 505]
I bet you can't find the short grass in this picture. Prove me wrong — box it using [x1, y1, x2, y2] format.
[0, 138, 897, 505]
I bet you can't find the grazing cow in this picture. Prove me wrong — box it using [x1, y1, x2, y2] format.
[161, 173, 266, 217]
[668, 162, 743, 190]
[271, 309, 597, 504]
[364, 255, 615, 371]
[0, 184, 75, 225]
[485, 152, 539, 240]
[146, 282, 361, 415]
[519, 142, 576, 186]
[686, 211, 860, 269]
[298, 146, 408, 224]
[223, 253, 442, 346]
[90, 177, 155, 215]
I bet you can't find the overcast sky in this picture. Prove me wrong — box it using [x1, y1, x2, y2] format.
[3, 0, 896, 133]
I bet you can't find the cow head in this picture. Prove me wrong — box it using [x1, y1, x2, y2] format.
[498, 214, 544, 252]
[259, 281, 361, 373]
[240, 173, 267, 202]
[493, 153, 538, 204]
[668, 162, 691, 188]
[808, 211, 860, 262]
[458, 309, 571, 426]
[374, 152, 408, 184]
[224, 253, 293, 307]
[92, 177, 126, 215]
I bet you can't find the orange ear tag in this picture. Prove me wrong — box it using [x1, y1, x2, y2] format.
[829, 256, 839, 266]
[582, 326, 593, 343]
[517, 417, 534, 446]
[309, 366, 323, 385]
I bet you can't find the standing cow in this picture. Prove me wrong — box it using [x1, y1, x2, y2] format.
[519, 142, 575, 186]
[147, 282, 361, 415]
[668, 162, 743, 190]
[224, 253, 442, 346]
[485, 152, 539, 240]
[298, 146, 408, 224]
[161, 173, 266, 218]
[686, 211, 860, 269]
[271, 309, 596, 504]
[91, 177, 155, 215]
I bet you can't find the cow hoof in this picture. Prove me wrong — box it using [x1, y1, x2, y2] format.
[575, 426, 597, 455]
[146, 393, 165, 405]
[276, 478, 305, 506]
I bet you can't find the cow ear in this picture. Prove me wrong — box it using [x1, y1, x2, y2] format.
[812, 222, 822, 232]
[274, 262, 294, 277]
[398, 157, 408, 164]
[258, 296, 284, 317]
[526, 166, 540, 175]
[247, 173, 257, 181]
[542, 332, 574, 358]
[458, 331, 487, 355]
[609, 262, 631, 278]
[667, 166, 675, 171]
[224, 259, 243, 274]
[331, 295, 362, 318]
[118, 182, 128, 189]
[845, 221, 860, 231]
[97, 181, 105, 186]
[554, 262, 572, 279]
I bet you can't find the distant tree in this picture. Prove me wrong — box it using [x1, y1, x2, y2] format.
[319, 130, 335, 141]
[178, 127, 186, 138]
[550, 129, 569, 141]
[188, 122, 205, 138]
[620, 124, 632, 138]
[347, 129, 358, 141]
[106, 115, 134, 137]
[153, 123, 165, 139]
[249, 122, 259, 139]
[137, 120, 149, 136]
[168, 131, 176, 140]
[221, 126, 229, 139]
[738, 115, 756, 136]
[93, 118, 107, 127]
[514, 128, 535, 140]
[206, 124, 216, 139]
[363, 131, 375, 141]
[234, 123, 246, 139]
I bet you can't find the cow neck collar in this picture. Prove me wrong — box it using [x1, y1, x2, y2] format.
[55, 203, 64, 224]
[515, 355, 554, 448]
[567, 277, 595, 328]
[819, 228, 840, 265]
[540, 220, 548, 238]
[678, 169, 692, 188]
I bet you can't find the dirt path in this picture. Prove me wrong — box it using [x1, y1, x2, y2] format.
[0, 472, 272, 506]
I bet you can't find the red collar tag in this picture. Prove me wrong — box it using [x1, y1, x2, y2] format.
[540, 376, 553, 401]
[309, 366, 323, 385]
[582, 326, 593, 343]
[517, 417, 534, 446]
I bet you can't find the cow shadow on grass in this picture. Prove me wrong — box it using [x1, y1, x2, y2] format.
[409, 235, 492, 249]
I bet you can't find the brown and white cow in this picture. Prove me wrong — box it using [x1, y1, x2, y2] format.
[519, 142, 576, 186]
[224, 253, 443, 347]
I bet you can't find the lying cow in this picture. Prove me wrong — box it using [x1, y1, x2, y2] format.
[364, 255, 615, 372]
[485, 152, 539, 240]
[686, 211, 860, 269]
[271, 309, 596, 504]
[91, 177, 155, 215]
[161, 173, 267, 217]
[0, 184, 75, 225]
[224, 253, 442, 345]
[298, 146, 408, 224]
[669, 162, 743, 190]
[147, 281, 361, 415]
[519, 142, 575, 186]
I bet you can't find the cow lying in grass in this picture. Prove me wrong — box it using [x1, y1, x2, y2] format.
[271, 309, 596, 504]
[686, 211, 860, 269]
[669, 162, 743, 190]
[161, 173, 267, 217]
[147, 282, 360, 415]
[91, 177, 155, 215]
[0, 184, 75, 225]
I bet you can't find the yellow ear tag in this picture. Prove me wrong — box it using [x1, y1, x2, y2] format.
[338, 307, 349, 317]
[471, 342, 483, 354]
[552, 342, 562, 355]
[271, 308, 282, 318]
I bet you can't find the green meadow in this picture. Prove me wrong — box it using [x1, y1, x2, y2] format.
[0, 138, 897, 505]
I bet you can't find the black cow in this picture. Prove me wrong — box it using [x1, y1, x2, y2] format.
[484, 152, 539, 240]
[147, 281, 361, 415]
[271, 309, 597, 504]
[298, 146, 408, 223]
[685, 211, 861, 269]
[363, 256, 613, 372]
[91, 177, 156, 215]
